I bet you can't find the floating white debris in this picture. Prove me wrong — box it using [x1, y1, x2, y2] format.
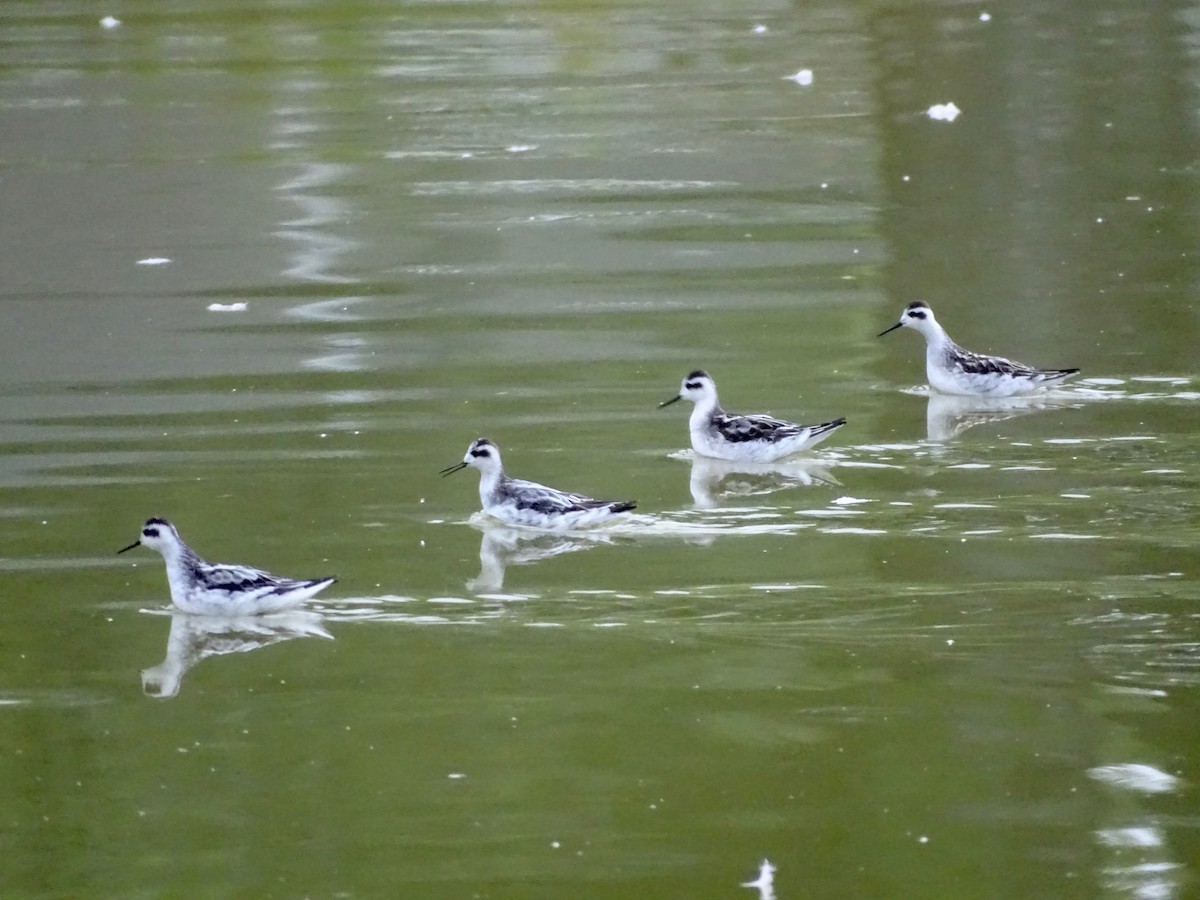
[206, 302, 247, 313]
[742, 859, 776, 900]
[136, 257, 171, 266]
[927, 102, 961, 122]
[783, 68, 813, 86]
[1088, 764, 1181, 794]
[980, 12, 992, 22]
[100, 15, 121, 29]
[831, 496, 871, 506]
[753, 24, 768, 34]
[507, 144, 536, 153]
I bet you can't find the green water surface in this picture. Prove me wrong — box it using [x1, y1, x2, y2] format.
[1, 1, 1198, 897]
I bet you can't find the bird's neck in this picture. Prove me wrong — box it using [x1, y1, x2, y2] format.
[922, 324, 953, 351]
[162, 541, 203, 577]
[478, 467, 504, 503]
[691, 395, 721, 429]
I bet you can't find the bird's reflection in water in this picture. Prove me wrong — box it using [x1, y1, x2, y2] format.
[925, 391, 1081, 442]
[468, 519, 615, 594]
[687, 454, 839, 508]
[141, 610, 332, 699]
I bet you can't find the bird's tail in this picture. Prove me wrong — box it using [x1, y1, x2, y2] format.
[812, 417, 847, 435]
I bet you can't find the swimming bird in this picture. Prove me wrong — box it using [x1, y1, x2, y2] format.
[879, 301, 1079, 396]
[118, 518, 335, 616]
[440, 437, 636, 530]
[659, 370, 846, 462]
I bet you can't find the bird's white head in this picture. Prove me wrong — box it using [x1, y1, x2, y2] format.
[879, 301, 942, 339]
[440, 437, 503, 478]
[660, 370, 718, 409]
[118, 517, 181, 557]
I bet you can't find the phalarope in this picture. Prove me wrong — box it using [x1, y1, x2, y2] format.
[119, 518, 336, 616]
[659, 370, 846, 462]
[440, 437, 636, 530]
[879, 301, 1079, 396]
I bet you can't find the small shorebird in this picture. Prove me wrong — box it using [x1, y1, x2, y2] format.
[659, 370, 846, 462]
[119, 518, 335, 616]
[879, 301, 1079, 396]
[440, 437, 636, 530]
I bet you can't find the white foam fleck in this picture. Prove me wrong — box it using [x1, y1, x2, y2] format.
[1096, 827, 1161, 848]
[927, 102, 961, 122]
[1088, 763, 1181, 794]
[742, 859, 776, 900]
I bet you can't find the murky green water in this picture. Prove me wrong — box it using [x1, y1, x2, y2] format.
[2, 1, 1199, 897]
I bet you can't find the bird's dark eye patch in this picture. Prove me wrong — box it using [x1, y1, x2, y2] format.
[143, 527, 159, 538]
[909, 310, 927, 319]
[685, 381, 703, 390]
[471, 448, 490, 458]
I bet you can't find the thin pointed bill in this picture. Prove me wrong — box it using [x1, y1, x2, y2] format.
[658, 394, 682, 408]
[878, 321, 904, 337]
[117, 540, 141, 554]
[439, 462, 468, 477]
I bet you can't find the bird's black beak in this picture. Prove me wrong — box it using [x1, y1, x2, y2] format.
[439, 462, 468, 477]
[878, 321, 903, 337]
[117, 539, 141, 554]
[658, 394, 682, 409]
